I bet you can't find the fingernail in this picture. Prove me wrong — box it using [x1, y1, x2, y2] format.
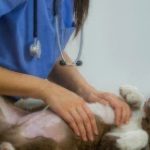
[90, 136, 94, 141]
[77, 132, 80, 136]
[84, 137, 87, 142]
[126, 120, 129, 124]
[95, 129, 99, 135]
[105, 102, 109, 105]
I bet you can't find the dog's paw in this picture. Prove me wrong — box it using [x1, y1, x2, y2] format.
[116, 130, 148, 150]
[99, 135, 120, 150]
[0, 142, 15, 150]
[120, 85, 144, 109]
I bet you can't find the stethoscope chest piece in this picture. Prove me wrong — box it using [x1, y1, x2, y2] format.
[30, 38, 41, 58]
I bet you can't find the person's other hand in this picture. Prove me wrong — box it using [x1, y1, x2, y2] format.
[99, 92, 132, 126]
[77, 85, 132, 126]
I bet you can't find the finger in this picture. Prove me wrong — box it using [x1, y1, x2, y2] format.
[83, 104, 98, 136]
[70, 109, 87, 141]
[114, 106, 122, 126]
[120, 102, 131, 124]
[99, 93, 120, 103]
[60, 110, 80, 136]
[125, 105, 132, 123]
[100, 95, 123, 125]
[98, 99, 109, 105]
[121, 106, 127, 124]
[77, 106, 94, 141]
[97, 92, 110, 100]
[91, 94, 109, 105]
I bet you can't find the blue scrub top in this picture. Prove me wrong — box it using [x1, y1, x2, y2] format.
[0, 0, 75, 79]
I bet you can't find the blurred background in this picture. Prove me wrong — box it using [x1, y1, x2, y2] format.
[66, 0, 150, 98]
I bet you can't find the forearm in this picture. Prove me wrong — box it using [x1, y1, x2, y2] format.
[0, 67, 50, 100]
[48, 52, 91, 95]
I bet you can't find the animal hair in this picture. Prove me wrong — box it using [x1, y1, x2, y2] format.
[0, 86, 149, 150]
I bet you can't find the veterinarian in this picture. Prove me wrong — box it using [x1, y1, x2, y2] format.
[0, 0, 131, 142]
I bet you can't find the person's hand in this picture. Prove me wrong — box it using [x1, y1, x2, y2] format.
[77, 85, 132, 126]
[42, 82, 98, 142]
[99, 92, 132, 126]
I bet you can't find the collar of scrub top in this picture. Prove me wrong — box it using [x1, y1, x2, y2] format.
[30, 0, 83, 67]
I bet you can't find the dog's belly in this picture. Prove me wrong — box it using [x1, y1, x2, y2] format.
[0, 96, 115, 144]
[16, 103, 115, 143]
[0, 97, 69, 143]
[17, 110, 69, 143]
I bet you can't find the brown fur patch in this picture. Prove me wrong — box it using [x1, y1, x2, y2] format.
[142, 99, 150, 150]
[17, 138, 60, 150]
[99, 135, 120, 150]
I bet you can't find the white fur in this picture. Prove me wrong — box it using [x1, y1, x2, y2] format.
[89, 85, 149, 150]
[116, 130, 148, 150]
[87, 103, 115, 124]
[0, 142, 15, 150]
[15, 85, 149, 150]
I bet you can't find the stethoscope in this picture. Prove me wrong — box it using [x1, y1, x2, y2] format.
[30, 0, 83, 66]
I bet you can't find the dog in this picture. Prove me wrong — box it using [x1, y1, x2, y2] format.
[0, 85, 149, 150]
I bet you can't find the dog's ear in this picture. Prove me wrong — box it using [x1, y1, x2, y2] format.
[144, 99, 150, 118]
[142, 99, 150, 138]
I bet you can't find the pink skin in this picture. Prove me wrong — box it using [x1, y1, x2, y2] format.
[18, 110, 69, 143]
[1, 98, 149, 150]
[0, 98, 71, 143]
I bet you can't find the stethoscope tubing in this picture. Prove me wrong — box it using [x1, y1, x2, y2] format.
[55, 15, 84, 66]
[33, 0, 38, 38]
[31, 0, 83, 66]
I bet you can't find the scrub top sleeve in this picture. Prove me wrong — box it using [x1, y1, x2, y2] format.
[0, 0, 27, 17]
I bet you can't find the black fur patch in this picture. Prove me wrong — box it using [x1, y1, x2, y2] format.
[99, 135, 120, 150]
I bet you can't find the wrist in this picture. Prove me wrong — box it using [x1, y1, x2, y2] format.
[38, 79, 67, 104]
[37, 79, 52, 102]
[75, 82, 88, 94]
[76, 83, 105, 101]
[76, 83, 95, 99]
